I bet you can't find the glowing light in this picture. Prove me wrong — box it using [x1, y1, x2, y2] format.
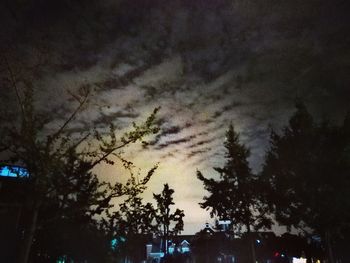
[111, 236, 126, 250]
[0, 165, 29, 178]
[111, 239, 118, 250]
[56, 255, 68, 263]
[292, 257, 307, 263]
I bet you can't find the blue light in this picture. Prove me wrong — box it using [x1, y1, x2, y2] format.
[182, 247, 190, 253]
[56, 255, 68, 263]
[0, 165, 29, 178]
[256, 239, 261, 244]
[111, 238, 118, 250]
[111, 236, 126, 250]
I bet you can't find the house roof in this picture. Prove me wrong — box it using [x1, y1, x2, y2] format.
[171, 235, 195, 244]
[180, 240, 190, 246]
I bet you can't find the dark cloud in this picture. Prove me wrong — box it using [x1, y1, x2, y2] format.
[187, 138, 217, 149]
[211, 101, 243, 119]
[93, 110, 139, 127]
[212, 110, 223, 119]
[155, 135, 197, 150]
[144, 121, 194, 149]
[200, 119, 215, 125]
[191, 151, 225, 168]
[139, 85, 159, 100]
[146, 125, 182, 147]
[159, 149, 180, 160]
[161, 126, 182, 136]
[64, 122, 91, 135]
[187, 148, 211, 159]
[1, 0, 349, 183]
[2, 0, 350, 102]
[108, 55, 165, 87]
[95, 78, 130, 91]
[222, 101, 243, 111]
[139, 79, 194, 104]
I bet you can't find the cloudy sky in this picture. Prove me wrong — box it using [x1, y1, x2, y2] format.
[1, 0, 350, 234]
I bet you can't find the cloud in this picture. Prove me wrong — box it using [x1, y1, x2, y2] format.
[2, 0, 350, 235]
[187, 138, 217, 149]
[93, 110, 140, 127]
[144, 124, 182, 147]
[144, 118, 194, 149]
[155, 134, 197, 150]
[187, 147, 212, 158]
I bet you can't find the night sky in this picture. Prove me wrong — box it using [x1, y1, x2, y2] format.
[1, 0, 350, 234]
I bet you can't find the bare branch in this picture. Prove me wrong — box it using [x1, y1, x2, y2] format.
[3, 56, 26, 122]
[47, 89, 90, 147]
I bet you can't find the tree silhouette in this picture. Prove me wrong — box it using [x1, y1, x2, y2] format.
[0, 60, 159, 263]
[153, 183, 185, 256]
[99, 166, 158, 263]
[261, 102, 350, 263]
[197, 124, 272, 263]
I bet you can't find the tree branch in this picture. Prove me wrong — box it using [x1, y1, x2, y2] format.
[3, 56, 26, 122]
[47, 89, 90, 147]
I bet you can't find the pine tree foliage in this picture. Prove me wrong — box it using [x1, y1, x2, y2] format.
[197, 124, 272, 233]
[262, 103, 350, 233]
[261, 102, 316, 229]
[262, 102, 350, 263]
[197, 124, 271, 263]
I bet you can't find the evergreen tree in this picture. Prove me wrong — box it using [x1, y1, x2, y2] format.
[261, 102, 315, 229]
[261, 103, 350, 263]
[153, 183, 185, 256]
[197, 124, 271, 263]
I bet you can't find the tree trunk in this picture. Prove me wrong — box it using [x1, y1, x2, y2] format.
[164, 209, 169, 256]
[163, 223, 168, 256]
[246, 224, 256, 263]
[325, 229, 335, 263]
[250, 235, 256, 263]
[18, 204, 39, 263]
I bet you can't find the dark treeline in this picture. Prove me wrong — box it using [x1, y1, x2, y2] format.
[262, 102, 350, 263]
[197, 102, 350, 263]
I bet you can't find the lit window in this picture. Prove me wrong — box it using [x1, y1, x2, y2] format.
[0, 165, 29, 178]
[292, 257, 307, 263]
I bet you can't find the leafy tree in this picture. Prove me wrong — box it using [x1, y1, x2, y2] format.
[0, 59, 159, 263]
[261, 102, 350, 263]
[153, 183, 185, 256]
[99, 166, 158, 263]
[101, 182, 184, 262]
[197, 124, 272, 263]
[28, 162, 159, 263]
